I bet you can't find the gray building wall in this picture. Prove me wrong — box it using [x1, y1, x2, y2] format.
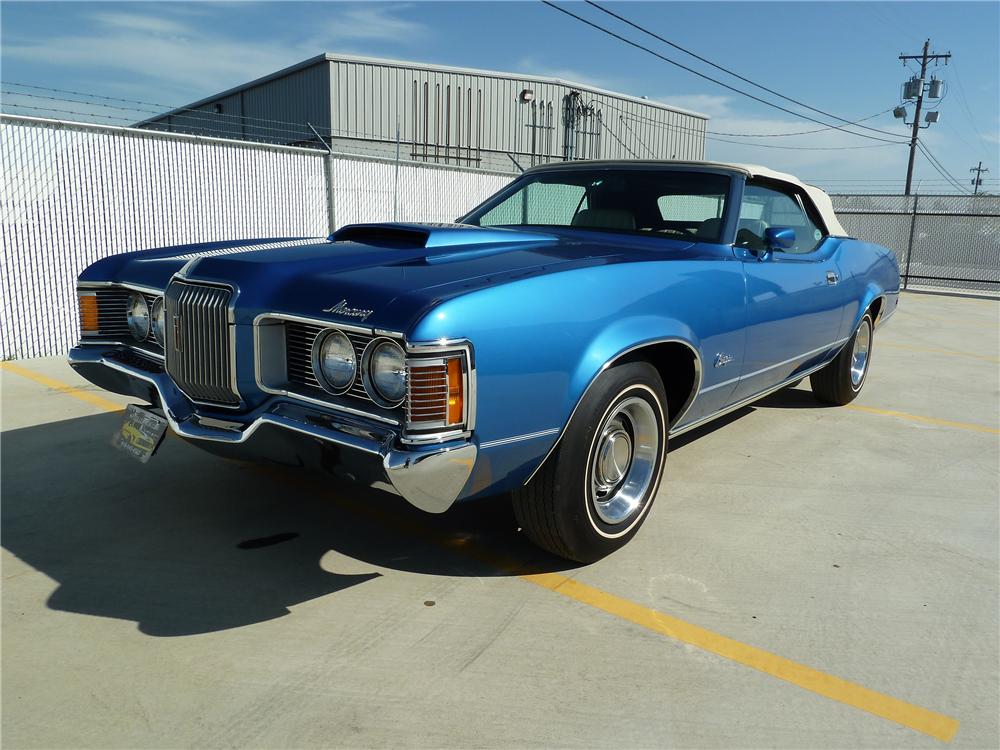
[141, 54, 708, 172]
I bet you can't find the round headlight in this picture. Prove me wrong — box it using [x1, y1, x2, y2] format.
[126, 292, 150, 341]
[315, 329, 356, 393]
[151, 297, 165, 347]
[365, 339, 407, 406]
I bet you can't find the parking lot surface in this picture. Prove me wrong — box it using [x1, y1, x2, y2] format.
[2, 291, 998, 749]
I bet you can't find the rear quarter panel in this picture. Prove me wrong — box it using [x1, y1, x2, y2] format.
[835, 239, 901, 337]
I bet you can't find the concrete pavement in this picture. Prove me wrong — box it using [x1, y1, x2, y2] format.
[2, 291, 997, 749]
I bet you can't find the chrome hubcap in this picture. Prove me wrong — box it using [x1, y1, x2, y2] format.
[850, 318, 872, 387]
[590, 396, 660, 525]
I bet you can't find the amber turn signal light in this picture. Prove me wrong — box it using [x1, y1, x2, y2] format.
[79, 293, 99, 335]
[446, 357, 463, 425]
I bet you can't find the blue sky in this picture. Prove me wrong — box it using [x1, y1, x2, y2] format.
[2, 1, 997, 190]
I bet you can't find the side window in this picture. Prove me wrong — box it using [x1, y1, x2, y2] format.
[656, 193, 726, 241]
[738, 183, 826, 254]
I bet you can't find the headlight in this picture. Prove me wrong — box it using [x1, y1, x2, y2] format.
[150, 297, 165, 347]
[364, 339, 407, 406]
[314, 329, 356, 393]
[126, 292, 150, 341]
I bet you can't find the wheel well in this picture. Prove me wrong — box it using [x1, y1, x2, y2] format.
[619, 342, 698, 426]
[868, 296, 883, 324]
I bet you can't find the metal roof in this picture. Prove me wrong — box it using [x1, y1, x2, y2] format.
[144, 52, 709, 124]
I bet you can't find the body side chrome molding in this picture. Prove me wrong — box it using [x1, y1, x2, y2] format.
[480, 428, 560, 450]
[523, 337, 702, 486]
[698, 337, 850, 394]
[668, 359, 833, 438]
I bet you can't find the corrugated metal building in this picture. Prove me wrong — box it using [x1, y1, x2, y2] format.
[139, 54, 708, 172]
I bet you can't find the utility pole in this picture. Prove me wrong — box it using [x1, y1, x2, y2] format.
[899, 40, 951, 195]
[970, 161, 989, 195]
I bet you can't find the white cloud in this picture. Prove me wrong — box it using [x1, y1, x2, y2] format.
[3, 4, 430, 97]
[88, 12, 191, 35]
[512, 57, 623, 91]
[654, 94, 730, 118]
[320, 4, 427, 43]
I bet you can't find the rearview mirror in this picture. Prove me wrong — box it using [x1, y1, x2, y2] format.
[764, 226, 796, 250]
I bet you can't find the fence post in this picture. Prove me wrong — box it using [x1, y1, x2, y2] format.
[325, 153, 336, 235]
[903, 194, 918, 290]
[307, 121, 337, 235]
[393, 121, 400, 222]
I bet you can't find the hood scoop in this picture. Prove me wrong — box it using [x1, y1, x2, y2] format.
[331, 222, 557, 250]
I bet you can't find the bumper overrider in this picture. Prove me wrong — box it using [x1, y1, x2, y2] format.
[68, 345, 477, 513]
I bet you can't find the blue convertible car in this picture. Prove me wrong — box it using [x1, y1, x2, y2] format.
[71, 161, 898, 562]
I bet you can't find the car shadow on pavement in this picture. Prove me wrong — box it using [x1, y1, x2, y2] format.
[754, 385, 838, 410]
[1, 412, 574, 638]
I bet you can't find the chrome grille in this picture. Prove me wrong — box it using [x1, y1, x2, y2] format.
[285, 321, 324, 390]
[285, 322, 375, 403]
[164, 281, 239, 406]
[89, 288, 159, 347]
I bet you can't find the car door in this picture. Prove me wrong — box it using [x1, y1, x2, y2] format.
[730, 180, 847, 402]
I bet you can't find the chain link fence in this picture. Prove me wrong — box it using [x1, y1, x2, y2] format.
[3, 114, 998, 360]
[830, 193, 1000, 294]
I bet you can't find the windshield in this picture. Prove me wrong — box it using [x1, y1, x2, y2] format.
[463, 168, 731, 242]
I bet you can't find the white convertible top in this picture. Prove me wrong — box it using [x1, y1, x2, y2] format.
[727, 162, 848, 237]
[530, 160, 849, 237]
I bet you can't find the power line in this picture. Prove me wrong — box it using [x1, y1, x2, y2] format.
[2, 81, 335, 134]
[917, 141, 969, 193]
[598, 100, 903, 150]
[600, 117, 640, 158]
[600, 97, 898, 139]
[540, 1, 909, 145]
[585, 1, 913, 142]
[615, 115, 656, 157]
[0, 85, 432, 148]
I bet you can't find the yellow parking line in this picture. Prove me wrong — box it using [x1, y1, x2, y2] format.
[3, 362, 963, 742]
[522, 572, 959, 743]
[846, 404, 1000, 435]
[0, 361, 125, 413]
[878, 341, 1000, 364]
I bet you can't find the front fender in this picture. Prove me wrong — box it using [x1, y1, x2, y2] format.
[409, 285, 708, 498]
[567, 315, 701, 425]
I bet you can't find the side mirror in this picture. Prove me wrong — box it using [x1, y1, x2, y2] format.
[764, 226, 796, 251]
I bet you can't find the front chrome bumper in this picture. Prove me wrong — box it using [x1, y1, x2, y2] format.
[68, 346, 476, 513]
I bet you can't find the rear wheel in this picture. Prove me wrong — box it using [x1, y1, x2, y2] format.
[512, 362, 668, 563]
[811, 312, 874, 405]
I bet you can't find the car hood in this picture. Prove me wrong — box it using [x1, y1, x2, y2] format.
[91, 223, 698, 330]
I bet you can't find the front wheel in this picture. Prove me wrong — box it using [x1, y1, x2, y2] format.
[811, 312, 874, 405]
[512, 361, 668, 563]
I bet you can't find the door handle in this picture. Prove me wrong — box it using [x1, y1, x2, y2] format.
[826, 271, 839, 285]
